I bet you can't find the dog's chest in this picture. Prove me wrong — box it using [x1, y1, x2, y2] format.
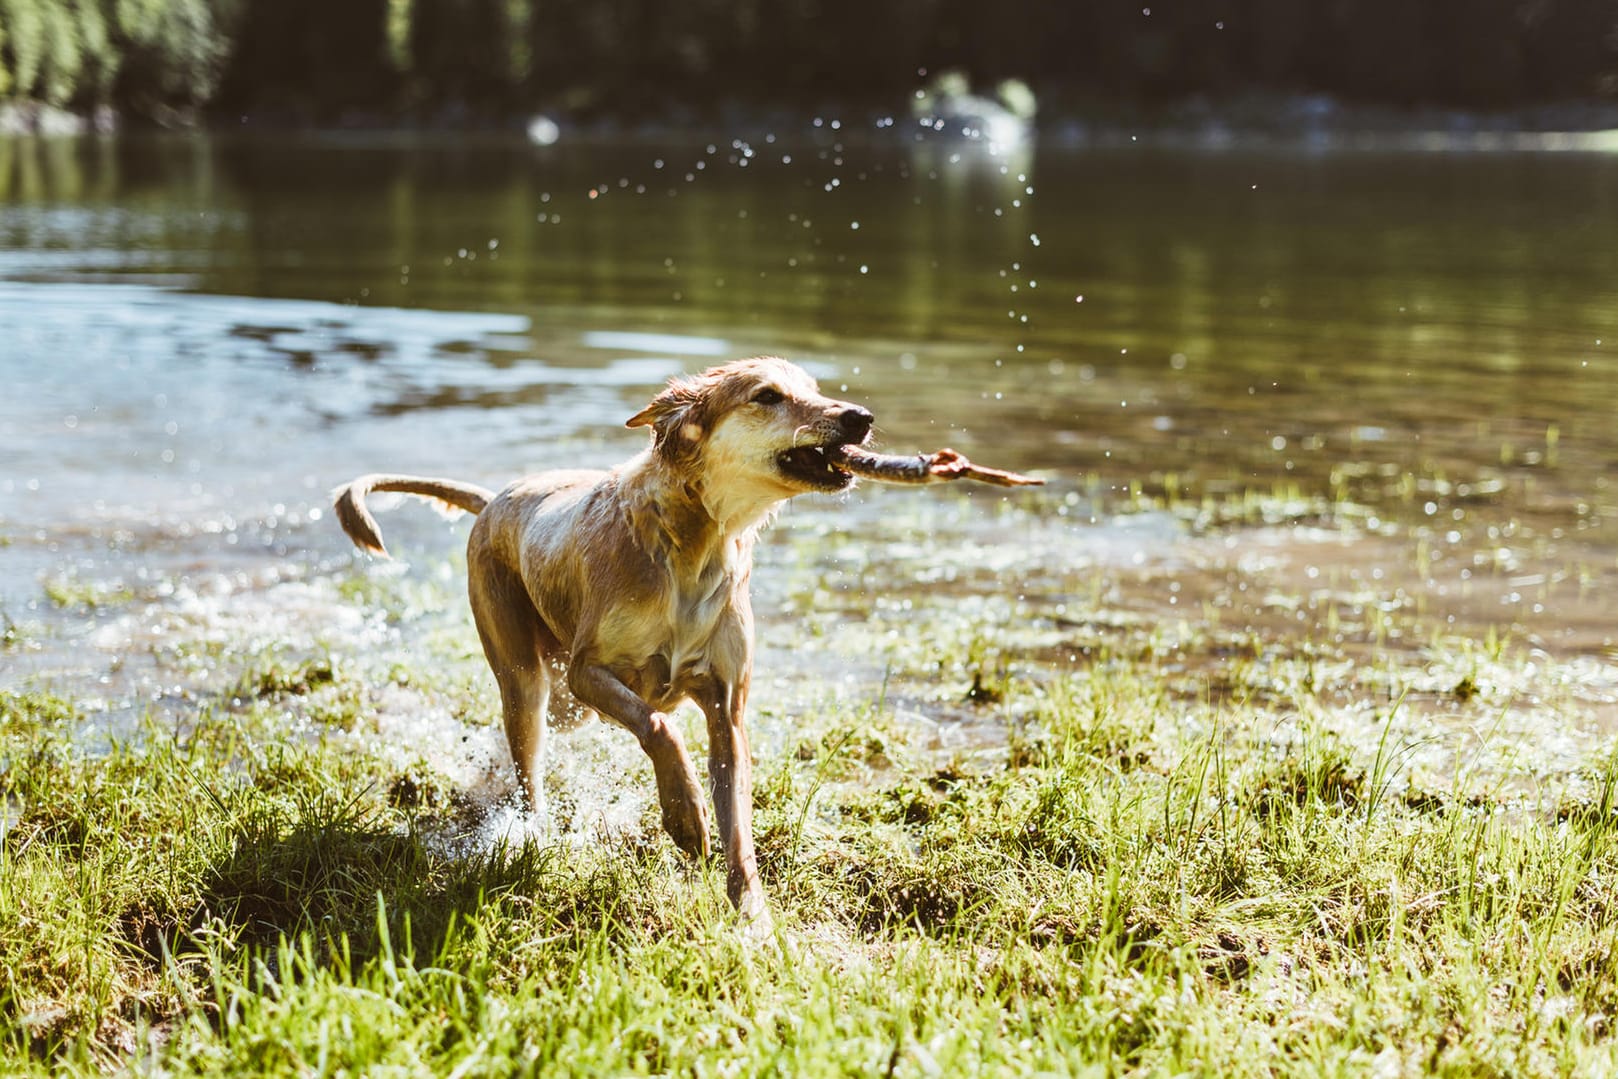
[660, 550, 747, 668]
[594, 538, 752, 693]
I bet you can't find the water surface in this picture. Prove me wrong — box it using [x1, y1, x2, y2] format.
[3, 131, 1616, 801]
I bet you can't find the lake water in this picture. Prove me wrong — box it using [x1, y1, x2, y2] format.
[2, 131, 1616, 805]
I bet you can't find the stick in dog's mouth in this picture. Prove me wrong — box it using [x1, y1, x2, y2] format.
[775, 441, 858, 489]
[828, 444, 1043, 487]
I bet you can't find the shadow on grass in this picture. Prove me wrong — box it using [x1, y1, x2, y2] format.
[118, 789, 661, 978]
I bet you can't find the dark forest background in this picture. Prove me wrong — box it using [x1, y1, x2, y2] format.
[4, 0, 1618, 126]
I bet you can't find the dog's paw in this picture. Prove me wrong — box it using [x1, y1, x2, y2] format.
[659, 795, 712, 860]
[736, 899, 777, 948]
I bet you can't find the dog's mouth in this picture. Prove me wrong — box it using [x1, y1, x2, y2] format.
[775, 440, 857, 490]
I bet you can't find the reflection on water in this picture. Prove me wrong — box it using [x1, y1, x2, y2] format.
[2, 131, 1616, 789]
[5, 134, 1615, 496]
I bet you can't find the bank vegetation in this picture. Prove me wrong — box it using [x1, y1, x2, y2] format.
[3, 0, 1618, 127]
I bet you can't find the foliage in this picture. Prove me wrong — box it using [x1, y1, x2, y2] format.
[0, 0, 234, 109]
[111, 0, 237, 111]
[5, 0, 1618, 123]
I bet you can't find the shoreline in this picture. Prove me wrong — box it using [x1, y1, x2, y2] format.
[8, 92, 1618, 148]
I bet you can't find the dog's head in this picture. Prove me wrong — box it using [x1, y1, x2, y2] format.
[627, 357, 873, 505]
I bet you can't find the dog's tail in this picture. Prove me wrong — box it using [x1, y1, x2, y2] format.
[332, 474, 495, 558]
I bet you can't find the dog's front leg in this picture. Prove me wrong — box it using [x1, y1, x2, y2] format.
[567, 661, 710, 860]
[694, 678, 767, 923]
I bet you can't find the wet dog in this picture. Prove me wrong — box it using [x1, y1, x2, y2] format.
[333, 357, 873, 921]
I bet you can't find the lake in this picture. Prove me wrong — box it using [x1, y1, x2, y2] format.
[2, 130, 1615, 807]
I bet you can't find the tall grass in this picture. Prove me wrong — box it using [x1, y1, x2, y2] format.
[4, 665, 1616, 1074]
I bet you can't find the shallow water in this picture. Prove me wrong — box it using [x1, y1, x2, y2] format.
[3, 131, 1616, 808]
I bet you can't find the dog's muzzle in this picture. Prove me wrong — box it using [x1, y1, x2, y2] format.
[775, 408, 870, 490]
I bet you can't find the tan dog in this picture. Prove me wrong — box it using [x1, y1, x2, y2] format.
[333, 357, 873, 920]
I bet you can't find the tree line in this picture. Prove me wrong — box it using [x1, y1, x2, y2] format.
[3, 0, 1617, 125]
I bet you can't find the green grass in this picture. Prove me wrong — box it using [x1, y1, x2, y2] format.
[39, 574, 137, 613]
[3, 661, 1617, 1076]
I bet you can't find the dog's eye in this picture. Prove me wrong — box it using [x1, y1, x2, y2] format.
[752, 388, 785, 406]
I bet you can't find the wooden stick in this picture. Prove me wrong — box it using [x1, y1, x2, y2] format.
[830, 444, 1044, 487]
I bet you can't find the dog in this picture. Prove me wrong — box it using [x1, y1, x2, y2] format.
[333, 356, 873, 921]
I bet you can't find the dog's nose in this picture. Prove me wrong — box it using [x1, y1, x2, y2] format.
[837, 405, 874, 440]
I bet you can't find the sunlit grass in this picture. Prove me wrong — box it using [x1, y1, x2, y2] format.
[39, 573, 137, 613]
[4, 642, 1617, 1074]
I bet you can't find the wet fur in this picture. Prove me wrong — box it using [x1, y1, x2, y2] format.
[332, 357, 872, 922]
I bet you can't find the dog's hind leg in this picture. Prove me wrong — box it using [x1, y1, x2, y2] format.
[496, 666, 549, 815]
[469, 554, 551, 815]
[544, 654, 597, 730]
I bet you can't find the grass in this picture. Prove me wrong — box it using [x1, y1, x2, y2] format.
[3, 645, 1617, 1076]
[39, 574, 137, 613]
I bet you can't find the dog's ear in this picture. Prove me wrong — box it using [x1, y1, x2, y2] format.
[627, 379, 696, 430]
[626, 377, 710, 460]
[625, 394, 675, 431]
